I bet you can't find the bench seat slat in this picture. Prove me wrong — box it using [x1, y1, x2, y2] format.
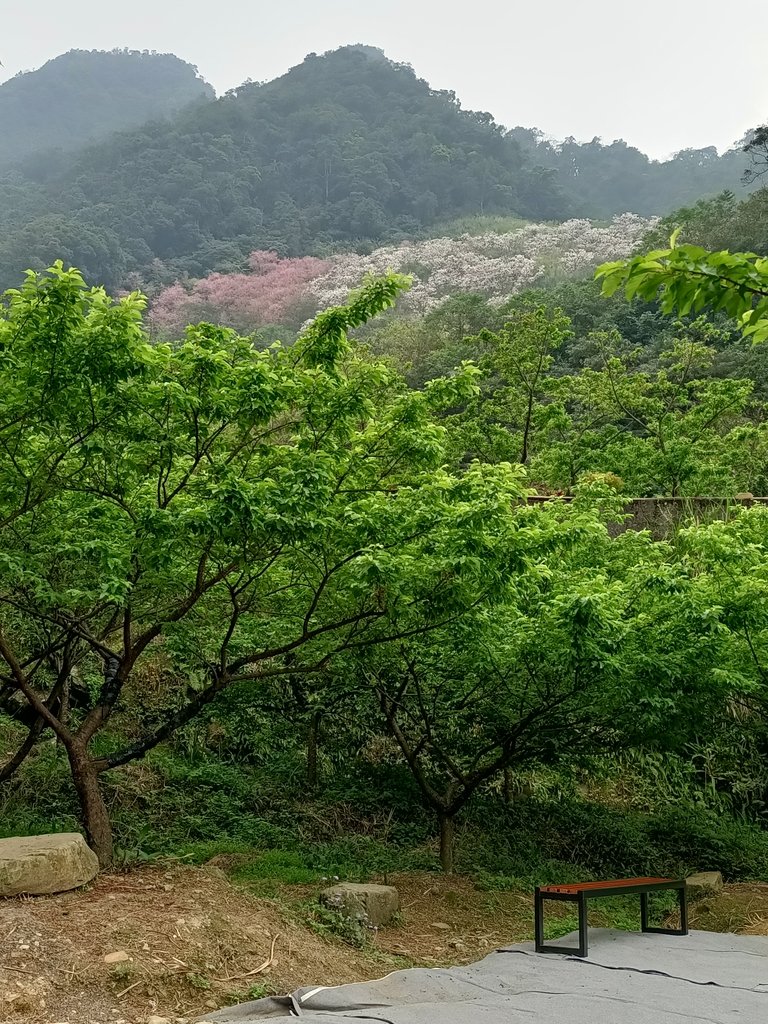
[539, 876, 675, 894]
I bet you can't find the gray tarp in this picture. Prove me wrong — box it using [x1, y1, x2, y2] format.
[198, 928, 768, 1022]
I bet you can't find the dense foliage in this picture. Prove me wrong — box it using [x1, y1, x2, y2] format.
[511, 128, 756, 219]
[2, 253, 768, 886]
[3, 51, 768, 889]
[0, 264, 560, 865]
[644, 189, 768, 256]
[450, 308, 768, 496]
[598, 235, 768, 343]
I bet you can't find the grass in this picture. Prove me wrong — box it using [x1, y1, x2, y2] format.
[223, 982, 276, 1007]
[2, 723, 767, 895]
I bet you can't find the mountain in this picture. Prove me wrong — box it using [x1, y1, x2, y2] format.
[0, 49, 215, 167]
[0, 45, 756, 295]
[509, 128, 754, 219]
[0, 46, 568, 290]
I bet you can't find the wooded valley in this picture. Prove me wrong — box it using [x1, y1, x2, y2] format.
[2, 42, 768, 944]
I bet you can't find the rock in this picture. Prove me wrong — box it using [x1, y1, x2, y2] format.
[320, 883, 399, 927]
[104, 951, 131, 964]
[147, 1017, 171, 1024]
[0, 833, 99, 897]
[686, 871, 724, 899]
[430, 922, 451, 930]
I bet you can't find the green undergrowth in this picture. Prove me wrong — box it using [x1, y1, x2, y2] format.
[2, 733, 767, 889]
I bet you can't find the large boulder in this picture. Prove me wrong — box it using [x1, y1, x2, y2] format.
[686, 871, 724, 900]
[320, 882, 399, 927]
[0, 833, 99, 897]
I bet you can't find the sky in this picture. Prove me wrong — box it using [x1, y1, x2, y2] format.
[1, 0, 766, 160]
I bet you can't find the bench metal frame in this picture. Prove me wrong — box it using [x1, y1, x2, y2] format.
[534, 878, 688, 958]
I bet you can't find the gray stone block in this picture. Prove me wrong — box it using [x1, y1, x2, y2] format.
[686, 871, 724, 899]
[320, 882, 399, 927]
[0, 832, 99, 897]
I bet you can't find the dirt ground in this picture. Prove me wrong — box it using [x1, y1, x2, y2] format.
[1, 864, 767, 1024]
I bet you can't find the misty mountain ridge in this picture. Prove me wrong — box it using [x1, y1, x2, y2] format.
[0, 48, 214, 167]
[0, 44, 758, 293]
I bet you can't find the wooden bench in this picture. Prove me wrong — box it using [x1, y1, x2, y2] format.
[534, 876, 688, 957]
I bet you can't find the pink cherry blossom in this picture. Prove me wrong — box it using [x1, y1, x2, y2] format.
[148, 216, 655, 332]
[149, 251, 331, 335]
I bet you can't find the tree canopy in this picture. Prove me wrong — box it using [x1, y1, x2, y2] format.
[597, 238, 768, 343]
[0, 262, 545, 864]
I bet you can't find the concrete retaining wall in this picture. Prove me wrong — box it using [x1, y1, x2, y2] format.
[527, 496, 768, 539]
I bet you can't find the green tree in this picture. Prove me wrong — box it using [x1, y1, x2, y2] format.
[680, 508, 768, 805]
[642, 191, 768, 258]
[456, 304, 572, 465]
[597, 239, 768, 344]
[362, 495, 726, 871]
[0, 264, 525, 866]
[532, 324, 760, 496]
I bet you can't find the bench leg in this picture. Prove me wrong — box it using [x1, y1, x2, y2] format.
[534, 890, 585, 956]
[534, 888, 545, 952]
[678, 884, 688, 935]
[577, 893, 589, 957]
[641, 885, 688, 936]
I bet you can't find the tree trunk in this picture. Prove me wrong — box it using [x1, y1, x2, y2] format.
[520, 394, 534, 464]
[68, 747, 113, 868]
[306, 710, 321, 791]
[57, 676, 70, 748]
[438, 813, 455, 874]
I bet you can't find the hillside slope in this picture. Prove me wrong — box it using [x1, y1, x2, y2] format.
[0, 49, 214, 168]
[0, 46, 568, 290]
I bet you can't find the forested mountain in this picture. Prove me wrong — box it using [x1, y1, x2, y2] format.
[510, 128, 754, 218]
[0, 46, 570, 290]
[0, 45, 757, 293]
[0, 49, 214, 167]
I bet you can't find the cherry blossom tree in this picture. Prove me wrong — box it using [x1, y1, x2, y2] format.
[150, 250, 331, 335]
[148, 216, 655, 332]
[312, 214, 655, 314]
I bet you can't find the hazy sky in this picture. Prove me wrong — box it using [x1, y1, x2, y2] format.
[2, 0, 766, 159]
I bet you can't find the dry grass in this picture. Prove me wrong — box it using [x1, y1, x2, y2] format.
[687, 882, 768, 936]
[1, 866, 766, 1024]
